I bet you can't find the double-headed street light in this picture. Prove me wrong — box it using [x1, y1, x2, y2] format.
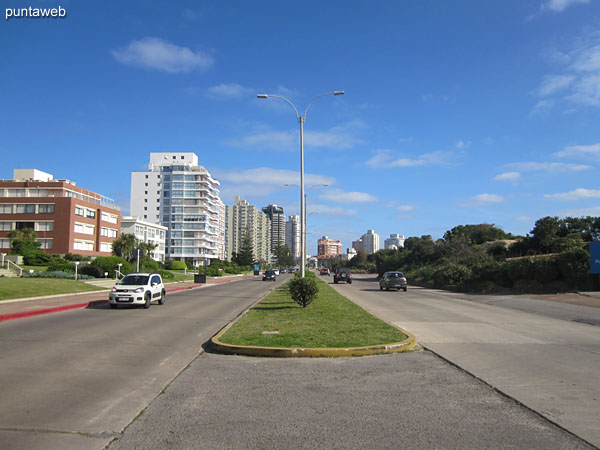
[258, 91, 344, 277]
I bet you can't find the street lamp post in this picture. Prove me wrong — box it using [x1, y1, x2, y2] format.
[284, 183, 328, 271]
[260, 91, 343, 277]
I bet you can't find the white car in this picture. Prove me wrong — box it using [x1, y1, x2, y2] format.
[109, 273, 166, 309]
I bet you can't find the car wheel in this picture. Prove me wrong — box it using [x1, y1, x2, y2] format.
[143, 293, 151, 309]
[158, 289, 166, 305]
[386, 287, 390, 291]
[110, 304, 117, 309]
[404, 287, 407, 292]
[348, 281, 352, 284]
[379, 286, 383, 291]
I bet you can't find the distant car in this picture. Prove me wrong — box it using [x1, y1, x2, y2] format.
[319, 268, 330, 276]
[280, 268, 287, 274]
[379, 271, 408, 292]
[333, 268, 352, 284]
[263, 270, 277, 281]
[109, 273, 165, 309]
[273, 269, 280, 276]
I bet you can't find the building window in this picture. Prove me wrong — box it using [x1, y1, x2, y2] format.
[0, 222, 13, 231]
[37, 239, 53, 249]
[0, 238, 10, 248]
[74, 223, 95, 235]
[36, 222, 54, 232]
[145, 183, 148, 187]
[73, 240, 94, 251]
[145, 175, 148, 179]
[0, 204, 13, 214]
[100, 242, 113, 252]
[101, 212, 118, 224]
[38, 204, 55, 214]
[16, 204, 36, 214]
[75, 206, 94, 217]
[101, 227, 117, 238]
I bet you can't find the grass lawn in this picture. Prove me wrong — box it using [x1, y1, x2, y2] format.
[0, 278, 101, 301]
[218, 277, 408, 348]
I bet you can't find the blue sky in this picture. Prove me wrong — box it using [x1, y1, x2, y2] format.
[2, 0, 600, 254]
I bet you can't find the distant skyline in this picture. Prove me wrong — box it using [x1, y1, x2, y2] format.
[2, 0, 600, 255]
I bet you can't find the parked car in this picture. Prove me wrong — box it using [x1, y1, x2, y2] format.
[280, 268, 287, 274]
[109, 273, 165, 309]
[319, 268, 330, 276]
[379, 271, 408, 291]
[273, 269, 280, 276]
[263, 270, 277, 281]
[333, 268, 352, 284]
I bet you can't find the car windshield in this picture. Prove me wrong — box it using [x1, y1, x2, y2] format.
[119, 275, 149, 285]
[265, 271, 275, 275]
[387, 273, 404, 278]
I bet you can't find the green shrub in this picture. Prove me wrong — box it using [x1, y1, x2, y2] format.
[47, 262, 75, 273]
[288, 276, 318, 308]
[92, 256, 131, 275]
[23, 271, 93, 280]
[78, 264, 104, 278]
[158, 269, 175, 280]
[557, 248, 589, 288]
[167, 260, 187, 270]
[64, 253, 92, 262]
[432, 263, 472, 287]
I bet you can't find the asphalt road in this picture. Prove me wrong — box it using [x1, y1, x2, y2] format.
[331, 274, 600, 448]
[0, 275, 286, 450]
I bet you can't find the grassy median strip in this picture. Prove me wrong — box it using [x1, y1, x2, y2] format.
[218, 278, 407, 348]
[0, 278, 101, 301]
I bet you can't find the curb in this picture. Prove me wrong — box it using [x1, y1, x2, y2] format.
[210, 325, 417, 358]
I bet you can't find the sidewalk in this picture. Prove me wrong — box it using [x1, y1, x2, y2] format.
[0, 274, 258, 322]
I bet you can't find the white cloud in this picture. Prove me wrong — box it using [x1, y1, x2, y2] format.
[541, 0, 589, 12]
[319, 189, 378, 203]
[397, 204, 414, 212]
[307, 203, 358, 217]
[536, 75, 575, 96]
[112, 38, 213, 73]
[460, 194, 504, 207]
[493, 171, 521, 182]
[366, 149, 459, 168]
[558, 206, 600, 216]
[206, 83, 253, 99]
[505, 161, 592, 172]
[456, 140, 471, 149]
[545, 188, 600, 201]
[214, 167, 335, 187]
[554, 142, 600, 159]
[230, 121, 363, 151]
[533, 32, 600, 110]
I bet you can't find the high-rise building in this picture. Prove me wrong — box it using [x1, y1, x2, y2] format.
[353, 229, 380, 255]
[317, 236, 342, 259]
[262, 204, 286, 254]
[130, 153, 225, 265]
[225, 196, 271, 263]
[285, 215, 301, 263]
[0, 169, 121, 256]
[384, 234, 405, 249]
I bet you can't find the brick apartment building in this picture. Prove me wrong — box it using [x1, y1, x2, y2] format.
[0, 169, 121, 257]
[317, 235, 342, 260]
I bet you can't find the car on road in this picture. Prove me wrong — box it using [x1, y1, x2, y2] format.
[280, 268, 287, 274]
[333, 268, 352, 284]
[263, 270, 277, 281]
[109, 273, 166, 309]
[319, 268, 330, 276]
[379, 271, 408, 291]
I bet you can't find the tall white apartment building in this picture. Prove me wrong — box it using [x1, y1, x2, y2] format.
[131, 153, 225, 265]
[353, 229, 380, 255]
[121, 216, 167, 262]
[262, 204, 286, 254]
[384, 234, 405, 249]
[285, 215, 301, 263]
[225, 196, 271, 263]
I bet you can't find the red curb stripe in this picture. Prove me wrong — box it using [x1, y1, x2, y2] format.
[0, 300, 108, 323]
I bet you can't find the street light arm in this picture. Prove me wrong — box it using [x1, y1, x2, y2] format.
[257, 94, 300, 120]
[304, 91, 344, 123]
